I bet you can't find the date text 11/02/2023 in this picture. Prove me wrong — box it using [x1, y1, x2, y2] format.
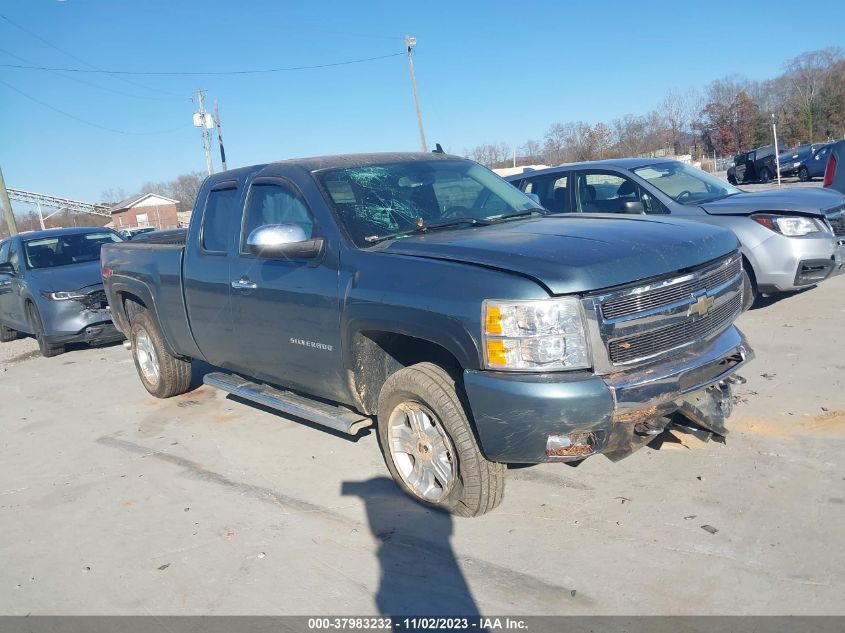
[307, 617, 528, 630]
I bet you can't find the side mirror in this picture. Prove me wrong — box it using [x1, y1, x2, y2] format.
[0, 262, 15, 275]
[525, 192, 541, 206]
[246, 224, 325, 260]
[621, 201, 645, 214]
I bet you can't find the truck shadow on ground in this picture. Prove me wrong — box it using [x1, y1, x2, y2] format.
[342, 477, 482, 620]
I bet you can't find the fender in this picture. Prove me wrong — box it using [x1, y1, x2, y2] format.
[108, 276, 188, 359]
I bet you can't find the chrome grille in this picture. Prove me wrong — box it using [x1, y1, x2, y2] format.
[601, 256, 741, 320]
[608, 294, 742, 364]
[586, 253, 744, 370]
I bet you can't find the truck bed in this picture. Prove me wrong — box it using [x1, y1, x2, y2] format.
[101, 241, 197, 358]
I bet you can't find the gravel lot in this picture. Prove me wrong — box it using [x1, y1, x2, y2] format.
[1, 228, 843, 617]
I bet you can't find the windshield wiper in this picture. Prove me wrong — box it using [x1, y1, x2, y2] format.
[486, 208, 548, 222]
[364, 217, 491, 245]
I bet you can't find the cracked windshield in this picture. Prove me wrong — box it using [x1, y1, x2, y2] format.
[318, 159, 543, 245]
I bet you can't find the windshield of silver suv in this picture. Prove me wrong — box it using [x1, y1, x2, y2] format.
[633, 161, 742, 205]
[318, 159, 544, 246]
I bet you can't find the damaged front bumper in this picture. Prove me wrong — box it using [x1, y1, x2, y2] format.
[463, 325, 754, 463]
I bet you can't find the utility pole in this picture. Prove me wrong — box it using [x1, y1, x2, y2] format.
[0, 165, 18, 236]
[404, 36, 427, 152]
[214, 99, 228, 171]
[772, 113, 781, 187]
[193, 90, 214, 176]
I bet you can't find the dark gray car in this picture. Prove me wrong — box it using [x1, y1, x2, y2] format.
[0, 227, 125, 356]
[507, 158, 845, 310]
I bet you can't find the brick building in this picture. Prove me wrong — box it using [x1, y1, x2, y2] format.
[109, 193, 180, 231]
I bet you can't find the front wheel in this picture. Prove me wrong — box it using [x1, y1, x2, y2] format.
[759, 168, 771, 183]
[376, 362, 505, 517]
[129, 310, 191, 398]
[798, 166, 810, 182]
[26, 303, 64, 357]
[727, 174, 737, 185]
[741, 265, 757, 312]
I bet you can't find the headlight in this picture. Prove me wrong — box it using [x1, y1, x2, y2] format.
[482, 298, 590, 371]
[752, 214, 827, 236]
[41, 291, 87, 301]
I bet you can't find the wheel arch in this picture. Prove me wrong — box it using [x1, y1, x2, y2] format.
[347, 329, 467, 416]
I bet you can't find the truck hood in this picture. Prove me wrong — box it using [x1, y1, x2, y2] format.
[700, 188, 845, 216]
[378, 215, 738, 295]
[28, 260, 104, 292]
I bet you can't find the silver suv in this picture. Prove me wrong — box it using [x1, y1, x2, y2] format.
[507, 158, 845, 310]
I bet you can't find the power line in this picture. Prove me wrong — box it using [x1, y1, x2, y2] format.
[0, 51, 406, 76]
[0, 46, 185, 103]
[0, 13, 185, 97]
[0, 77, 190, 136]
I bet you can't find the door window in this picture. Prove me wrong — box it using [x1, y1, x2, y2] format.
[519, 174, 571, 213]
[241, 182, 314, 252]
[0, 241, 9, 264]
[8, 242, 20, 270]
[576, 171, 667, 215]
[201, 185, 240, 253]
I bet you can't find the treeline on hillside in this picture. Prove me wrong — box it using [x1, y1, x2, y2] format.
[467, 47, 845, 167]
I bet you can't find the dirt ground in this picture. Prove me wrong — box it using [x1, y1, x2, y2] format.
[1, 275, 843, 616]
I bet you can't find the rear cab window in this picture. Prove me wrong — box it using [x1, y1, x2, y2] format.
[200, 182, 240, 253]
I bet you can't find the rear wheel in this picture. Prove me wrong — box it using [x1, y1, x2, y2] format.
[741, 265, 757, 312]
[376, 362, 505, 517]
[129, 309, 191, 398]
[798, 166, 810, 182]
[0, 323, 18, 342]
[759, 168, 772, 183]
[26, 303, 64, 357]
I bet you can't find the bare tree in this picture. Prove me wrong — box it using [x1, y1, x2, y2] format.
[785, 47, 843, 141]
[659, 88, 701, 154]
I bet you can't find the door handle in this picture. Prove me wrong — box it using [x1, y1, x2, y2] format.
[231, 277, 257, 290]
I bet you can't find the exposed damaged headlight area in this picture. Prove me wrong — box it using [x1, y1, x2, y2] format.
[41, 288, 108, 310]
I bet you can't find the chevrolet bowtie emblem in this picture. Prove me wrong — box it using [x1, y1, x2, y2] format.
[688, 292, 715, 318]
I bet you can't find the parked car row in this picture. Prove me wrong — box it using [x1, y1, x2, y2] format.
[779, 142, 835, 182]
[2, 150, 843, 516]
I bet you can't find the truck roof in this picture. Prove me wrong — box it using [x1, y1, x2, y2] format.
[205, 152, 460, 186]
[9, 226, 116, 241]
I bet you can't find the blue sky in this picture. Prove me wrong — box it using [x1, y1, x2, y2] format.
[2, 0, 844, 204]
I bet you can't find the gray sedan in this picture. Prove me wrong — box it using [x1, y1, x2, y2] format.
[507, 159, 845, 310]
[0, 227, 125, 356]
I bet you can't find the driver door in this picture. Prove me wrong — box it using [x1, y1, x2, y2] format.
[228, 177, 343, 400]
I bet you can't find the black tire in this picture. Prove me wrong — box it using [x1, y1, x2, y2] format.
[758, 168, 771, 183]
[798, 166, 810, 182]
[0, 323, 17, 342]
[129, 309, 191, 398]
[25, 303, 65, 357]
[727, 174, 737, 185]
[741, 265, 757, 312]
[376, 362, 505, 517]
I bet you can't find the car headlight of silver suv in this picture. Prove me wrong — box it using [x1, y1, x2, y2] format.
[482, 298, 590, 371]
[752, 213, 830, 236]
